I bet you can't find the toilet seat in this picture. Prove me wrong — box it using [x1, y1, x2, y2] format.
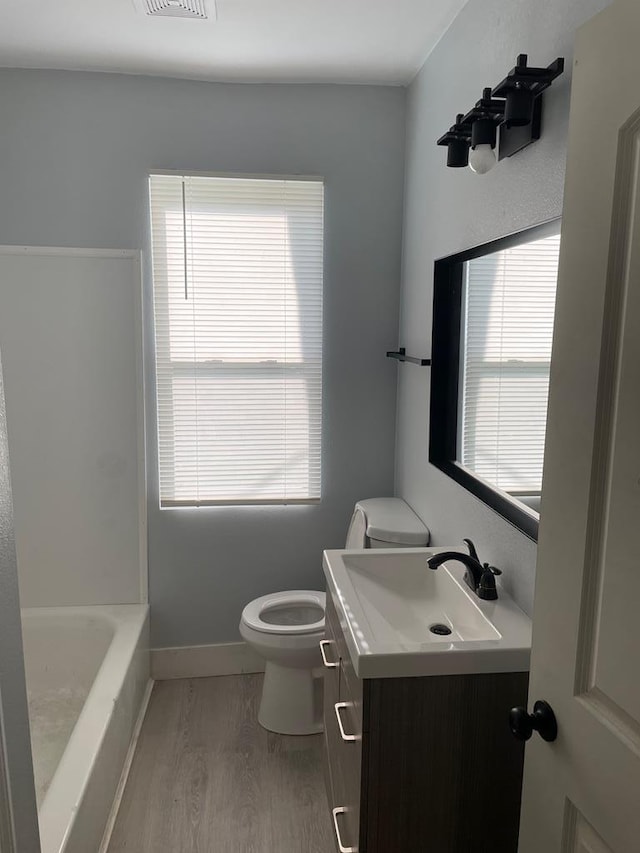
[241, 590, 326, 636]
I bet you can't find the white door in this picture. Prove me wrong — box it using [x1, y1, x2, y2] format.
[519, 2, 640, 851]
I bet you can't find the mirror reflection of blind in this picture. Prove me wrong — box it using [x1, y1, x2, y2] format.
[149, 174, 324, 506]
[460, 233, 561, 495]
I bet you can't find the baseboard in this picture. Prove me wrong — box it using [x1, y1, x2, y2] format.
[151, 641, 265, 680]
[98, 678, 154, 853]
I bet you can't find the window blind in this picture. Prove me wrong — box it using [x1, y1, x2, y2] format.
[460, 233, 560, 495]
[149, 174, 324, 507]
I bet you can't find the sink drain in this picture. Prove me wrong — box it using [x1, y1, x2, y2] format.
[429, 623, 452, 636]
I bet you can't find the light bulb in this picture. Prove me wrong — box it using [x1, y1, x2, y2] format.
[469, 144, 497, 175]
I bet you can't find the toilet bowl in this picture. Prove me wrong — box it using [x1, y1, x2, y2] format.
[240, 591, 326, 735]
[240, 498, 429, 736]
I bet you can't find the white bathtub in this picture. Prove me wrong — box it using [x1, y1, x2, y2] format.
[21, 604, 150, 853]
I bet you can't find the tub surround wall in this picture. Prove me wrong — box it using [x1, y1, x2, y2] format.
[0, 249, 146, 608]
[0, 70, 406, 647]
[395, 0, 609, 616]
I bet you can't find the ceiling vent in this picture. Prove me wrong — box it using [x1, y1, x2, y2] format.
[134, 0, 212, 20]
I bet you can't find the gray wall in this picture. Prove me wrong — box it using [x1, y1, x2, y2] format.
[396, 0, 608, 616]
[0, 70, 406, 647]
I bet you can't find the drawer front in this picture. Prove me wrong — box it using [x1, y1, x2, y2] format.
[321, 638, 340, 704]
[340, 657, 364, 734]
[327, 596, 365, 722]
[326, 684, 361, 851]
[325, 592, 343, 654]
[323, 642, 341, 816]
[335, 673, 363, 850]
[323, 611, 341, 807]
[322, 596, 341, 714]
[324, 592, 364, 851]
[325, 591, 364, 777]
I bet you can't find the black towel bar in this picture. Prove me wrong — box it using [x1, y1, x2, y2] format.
[386, 348, 431, 366]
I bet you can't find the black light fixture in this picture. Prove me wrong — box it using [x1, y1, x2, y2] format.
[465, 88, 505, 174]
[437, 55, 565, 174]
[437, 114, 470, 168]
[503, 85, 536, 127]
[495, 54, 564, 128]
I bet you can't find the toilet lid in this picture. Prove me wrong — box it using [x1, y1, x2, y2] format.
[241, 590, 326, 635]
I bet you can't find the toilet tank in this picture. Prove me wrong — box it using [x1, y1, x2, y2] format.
[345, 498, 430, 549]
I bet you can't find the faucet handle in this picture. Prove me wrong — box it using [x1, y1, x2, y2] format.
[478, 564, 500, 600]
[463, 538, 480, 562]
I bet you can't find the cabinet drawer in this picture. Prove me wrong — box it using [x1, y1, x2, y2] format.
[325, 591, 364, 851]
[340, 658, 364, 732]
[324, 598, 342, 673]
[321, 597, 341, 705]
[327, 596, 364, 712]
[323, 636, 341, 822]
[326, 688, 361, 851]
[325, 593, 343, 652]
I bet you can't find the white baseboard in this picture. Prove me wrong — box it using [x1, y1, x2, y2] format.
[98, 678, 154, 853]
[151, 641, 265, 680]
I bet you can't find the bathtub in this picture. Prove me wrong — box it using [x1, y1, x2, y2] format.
[21, 604, 150, 853]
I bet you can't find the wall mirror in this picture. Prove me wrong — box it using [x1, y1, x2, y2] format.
[429, 219, 561, 540]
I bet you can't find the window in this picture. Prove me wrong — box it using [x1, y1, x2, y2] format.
[430, 221, 561, 539]
[149, 174, 324, 507]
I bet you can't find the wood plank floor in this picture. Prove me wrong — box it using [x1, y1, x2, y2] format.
[107, 674, 335, 853]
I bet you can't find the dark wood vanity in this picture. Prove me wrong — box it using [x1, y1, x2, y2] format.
[322, 591, 529, 853]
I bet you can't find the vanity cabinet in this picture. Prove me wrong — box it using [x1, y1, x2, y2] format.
[322, 591, 529, 853]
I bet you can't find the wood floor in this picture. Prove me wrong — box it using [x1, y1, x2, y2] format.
[107, 674, 335, 853]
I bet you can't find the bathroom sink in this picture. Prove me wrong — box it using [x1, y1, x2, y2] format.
[322, 548, 531, 678]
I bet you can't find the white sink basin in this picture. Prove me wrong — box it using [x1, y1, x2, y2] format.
[323, 547, 531, 679]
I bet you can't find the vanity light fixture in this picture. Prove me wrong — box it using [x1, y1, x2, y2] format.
[436, 114, 471, 168]
[466, 88, 505, 175]
[437, 55, 565, 174]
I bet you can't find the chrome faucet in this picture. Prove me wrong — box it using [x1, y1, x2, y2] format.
[427, 538, 502, 601]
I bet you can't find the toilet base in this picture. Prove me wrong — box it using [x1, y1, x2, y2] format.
[258, 662, 324, 736]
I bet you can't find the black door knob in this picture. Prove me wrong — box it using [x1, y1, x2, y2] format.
[509, 700, 558, 742]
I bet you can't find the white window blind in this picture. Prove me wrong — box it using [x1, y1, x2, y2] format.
[149, 174, 324, 507]
[460, 232, 560, 495]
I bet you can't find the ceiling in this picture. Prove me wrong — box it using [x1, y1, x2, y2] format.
[0, 0, 468, 85]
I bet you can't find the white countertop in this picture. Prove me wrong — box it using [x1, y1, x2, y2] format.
[323, 547, 532, 680]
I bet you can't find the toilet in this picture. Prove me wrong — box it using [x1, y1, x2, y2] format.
[239, 498, 430, 735]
